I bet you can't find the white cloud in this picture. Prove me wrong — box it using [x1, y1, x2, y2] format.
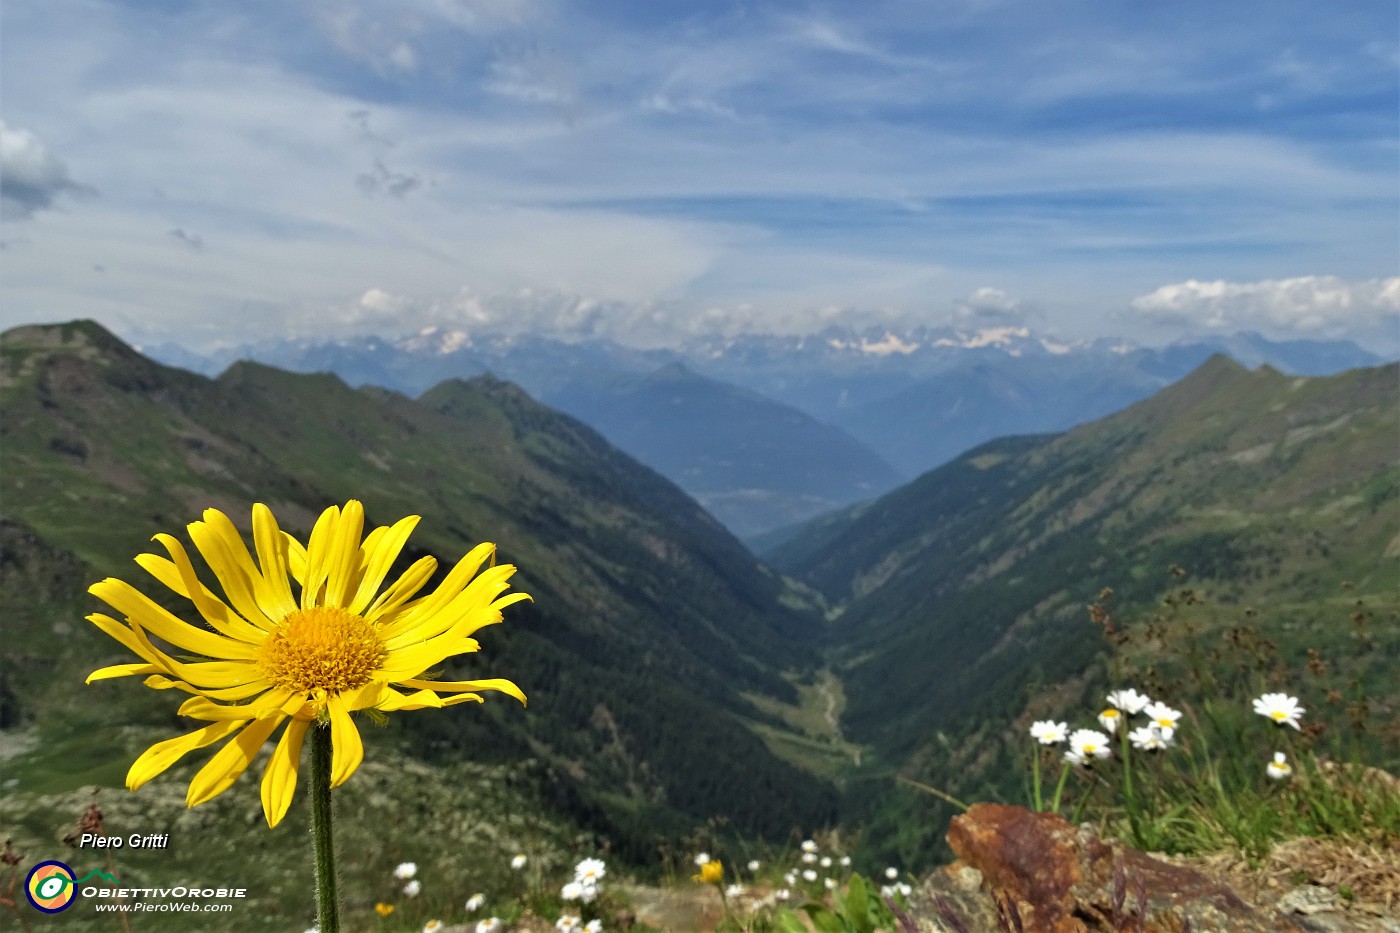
[952, 287, 1025, 325]
[0, 120, 93, 219]
[1130, 276, 1400, 335]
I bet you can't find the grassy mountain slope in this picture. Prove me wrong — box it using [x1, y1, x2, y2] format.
[771, 356, 1399, 862]
[0, 320, 837, 865]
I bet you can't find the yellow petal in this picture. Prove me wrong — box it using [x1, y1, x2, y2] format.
[379, 635, 482, 679]
[127, 720, 244, 791]
[284, 532, 308, 586]
[187, 512, 281, 631]
[89, 578, 259, 659]
[400, 677, 527, 706]
[87, 612, 177, 673]
[185, 716, 283, 808]
[301, 504, 341, 609]
[87, 662, 161, 683]
[142, 675, 273, 700]
[439, 693, 487, 707]
[261, 718, 309, 827]
[363, 556, 438, 623]
[323, 500, 365, 608]
[348, 514, 420, 615]
[378, 543, 497, 639]
[368, 687, 445, 711]
[177, 687, 294, 721]
[138, 534, 270, 639]
[326, 694, 363, 788]
[251, 503, 298, 620]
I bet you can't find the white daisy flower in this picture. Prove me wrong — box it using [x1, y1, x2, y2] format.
[561, 881, 584, 902]
[897, 883, 912, 897]
[555, 917, 581, 933]
[1097, 708, 1124, 734]
[476, 921, 502, 933]
[1128, 725, 1170, 750]
[585, 921, 603, 933]
[511, 854, 528, 870]
[784, 871, 798, 886]
[694, 852, 711, 866]
[776, 888, 791, 901]
[1142, 701, 1183, 740]
[1253, 693, 1304, 730]
[819, 856, 832, 868]
[839, 856, 851, 867]
[1266, 751, 1293, 780]
[402, 880, 421, 898]
[1068, 728, 1112, 762]
[880, 885, 897, 898]
[574, 858, 607, 885]
[394, 862, 418, 880]
[823, 877, 837, 890]
[1029, 720, 1069, 745]
[802, 869, 818, 882]
[725, 884, 745, 898]
[747, 859, 761, 872]
[423, 921, 444, 933]
[885, 867, 899, 881]
[465, 893, 486, 912]
[800, 852, 817, 864]
[1107, 688, 1151, 715]
[801, 839, 819, 853]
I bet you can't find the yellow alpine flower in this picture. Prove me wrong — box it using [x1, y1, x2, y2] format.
[85, 500, 530, 827]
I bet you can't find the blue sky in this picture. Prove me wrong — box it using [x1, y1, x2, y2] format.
[2, 0, 1396, 350]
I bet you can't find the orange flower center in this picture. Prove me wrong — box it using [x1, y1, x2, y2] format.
[258, 606, 385, 696]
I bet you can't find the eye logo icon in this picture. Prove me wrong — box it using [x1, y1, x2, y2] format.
[25, 860, 77, 913]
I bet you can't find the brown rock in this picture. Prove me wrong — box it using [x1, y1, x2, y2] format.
[943, 803, 1307, 932]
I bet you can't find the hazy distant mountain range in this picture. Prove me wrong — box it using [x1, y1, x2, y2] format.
[141, 326, 1385, 538]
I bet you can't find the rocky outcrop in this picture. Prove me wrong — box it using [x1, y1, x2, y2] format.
[900, 803, 1400, 933]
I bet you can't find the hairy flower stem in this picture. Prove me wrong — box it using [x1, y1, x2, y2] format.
[1120, 728, 1141, 846]
[310, 725, 340, 933]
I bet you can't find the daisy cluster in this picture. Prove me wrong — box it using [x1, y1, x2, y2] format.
[561, 857, 607, 904]
[1031, 689, 1306, 778]
[1031, 688, 1182, 765]
[879, 865, 912, 901]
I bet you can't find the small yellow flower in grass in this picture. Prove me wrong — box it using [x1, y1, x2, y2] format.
[1266, 751, 1293, 780]
[694, 860, 724, 884]
[374, 902, 395, 916]
[1253, 693, 1304, 730]
[84, 500, 530, 827]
